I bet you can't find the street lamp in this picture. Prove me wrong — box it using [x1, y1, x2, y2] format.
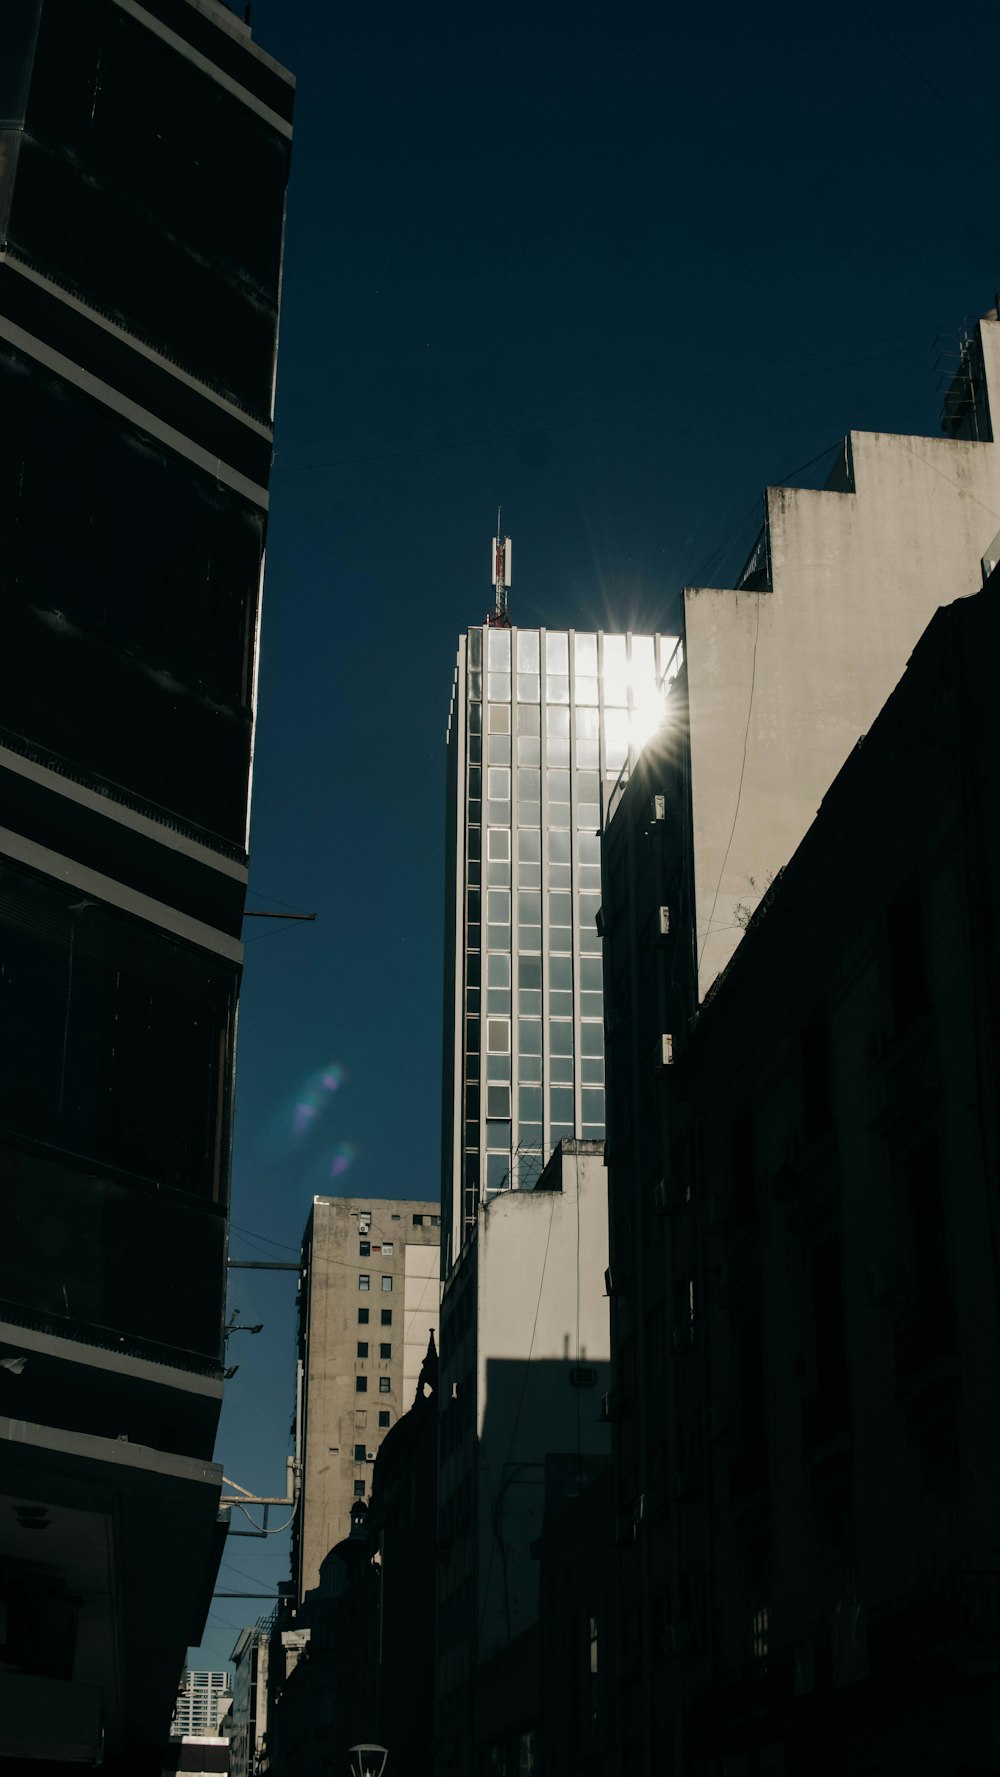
[348, 1746, 388, 1777]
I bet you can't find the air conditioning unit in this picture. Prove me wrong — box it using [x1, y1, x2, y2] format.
[657, 904, 671, 937]
[366, 1450, 376, 1462]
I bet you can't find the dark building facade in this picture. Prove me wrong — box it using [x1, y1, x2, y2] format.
[601, 580, 1000, 1775]
[0, 1, 292, 1767]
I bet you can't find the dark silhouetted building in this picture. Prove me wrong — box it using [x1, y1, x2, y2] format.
[604, 573, 1000, 1774]
[0, 1, 292, 1767]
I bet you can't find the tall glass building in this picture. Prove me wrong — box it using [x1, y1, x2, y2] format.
[442, 622, 679, 1273]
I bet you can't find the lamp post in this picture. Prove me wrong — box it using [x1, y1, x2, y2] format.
[348, 1745, 388, 1777]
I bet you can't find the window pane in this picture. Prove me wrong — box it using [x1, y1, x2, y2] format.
[574, 633, 598, 673]
[359, 1274, 370, 1291]
[550, 1022, 573, 1056]
[546, 705, 570, 738]
[357, 1341, 368, 1357]
[550, 1086, 574, 1123]
[487, 1084, 511, 1118]
[381, 1276, 393, 1292]
[487, 673, 511, 700]
[488, 828, 511, 861]
[517, 674, 540, 702]
[378, 1410, 390, 1427]
[487, 952, 511, 986]
[379, 1376, 391, 1392]
[355, 1376, 368, 1393]
[546, 632, 568, 670]
[489, 702, 510, 732]
[517, 630, 540, 671]
[547, 674, 569, 704]
[517, 735, 541, 767]
[488, 628, 511, 670]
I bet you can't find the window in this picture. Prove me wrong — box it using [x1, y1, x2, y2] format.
[381, 1275, 393, 1293]
[359, 1273, 370, 1291]
[432, 1215, 440, 1226]
[383, 1241, 394, 1257]
[357, 1341, 368, 1358]
[381, 1309, 392, 1326]
[380, 1343, 391, 1360]
[359, 1240, 370, 1257]
[358, 1308, 369, 1325]
[355, 1376, 368, 1394]
[379, 1376, 391, 1394]
[353, 1443, 365, 1461]
[413, 1214, 424, 1225]
[354, 1479, 366, 1497]
[378, 1410, 390, 1428]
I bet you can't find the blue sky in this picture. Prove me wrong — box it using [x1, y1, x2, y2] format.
[190, 0, 999, 1667]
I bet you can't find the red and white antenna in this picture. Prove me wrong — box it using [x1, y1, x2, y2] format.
[488, 508, 512, 627]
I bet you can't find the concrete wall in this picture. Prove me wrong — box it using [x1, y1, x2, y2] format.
[297, 1197, 440, 1598]
[686, 311, 1000, 997]
[474, 1144, 611, 1663]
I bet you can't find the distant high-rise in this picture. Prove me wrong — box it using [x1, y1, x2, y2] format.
[292, 1196, 441, 1599]
[172, 1670, 232, 1740]
[0, 1, 292, 1768]
[441, 613, 680, 1274]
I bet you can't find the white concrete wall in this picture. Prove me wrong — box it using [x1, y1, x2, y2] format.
[686, 313, 1000, 997]
[474, 1146, 611, 1663]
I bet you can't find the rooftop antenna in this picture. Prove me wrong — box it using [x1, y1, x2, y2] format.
[488, 508, 512, 627]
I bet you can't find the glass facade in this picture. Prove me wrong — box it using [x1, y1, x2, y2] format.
[444, 623, 679, 1259]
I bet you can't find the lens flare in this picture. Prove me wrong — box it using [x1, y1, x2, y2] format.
[331, 1141, 357, 1179]
[292, 1063, 345, 1140]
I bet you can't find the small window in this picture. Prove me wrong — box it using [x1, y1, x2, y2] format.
[353, 1479, 366, 1497]
[383, 1241, 394, 1257]
[355, 1376, 368, 1394]
[353, 1443, 365, 1461]
[356, 1409, 367, 1428]
[379, 1377, 391, 1394]
[360, 1241, 370, 1257]
[380, 1343, 391, 1360]
[381, 1309, 392, 1326]
[378, 1410, 390, 1428]
[432, 1215, 440, 1226]
[357, 1308, 369, 1325]
[371, 1243, 381, 1255]
[359, 1274, 370, 1291]
[382, 1276, 393, 1293]
[357, 1341, 368, 1358]
[413, 1214, 424, 1226]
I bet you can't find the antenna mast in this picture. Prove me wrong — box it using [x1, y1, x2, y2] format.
[488, 508, 512, 627]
